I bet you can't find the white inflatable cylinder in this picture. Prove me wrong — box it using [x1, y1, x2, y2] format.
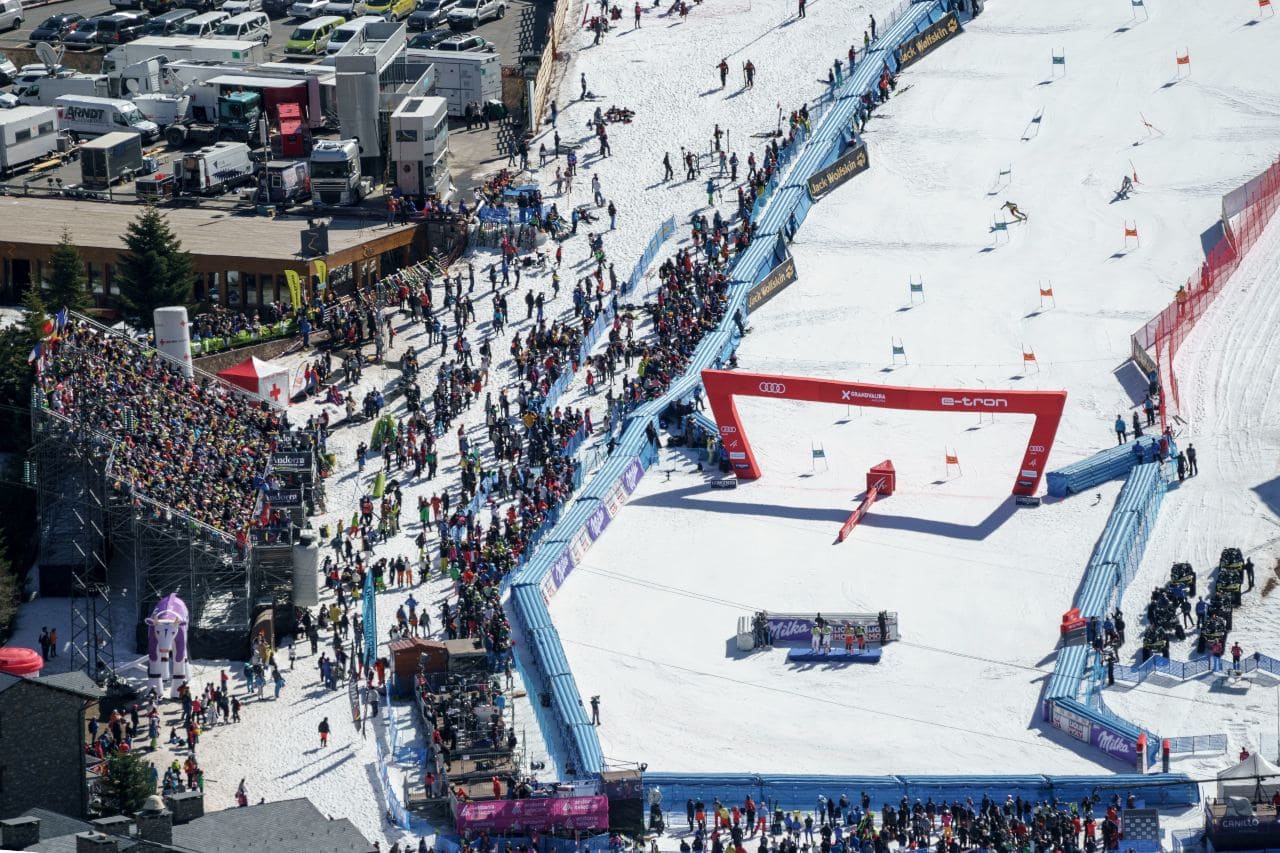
[153, 307, 194, 379]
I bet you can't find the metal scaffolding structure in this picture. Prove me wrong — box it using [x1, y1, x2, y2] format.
[28, 311, 307, 659]
[30, 405, 116, 678]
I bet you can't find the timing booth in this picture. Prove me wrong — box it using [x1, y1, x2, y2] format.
[1204, 753, 1280, 850]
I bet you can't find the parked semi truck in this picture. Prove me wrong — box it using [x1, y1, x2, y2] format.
[309, 138, 368, 206]
[162, 89, 262, 147]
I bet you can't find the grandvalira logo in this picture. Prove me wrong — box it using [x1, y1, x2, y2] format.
[758, 382, 787, 394]
[841, 390, 886, 403]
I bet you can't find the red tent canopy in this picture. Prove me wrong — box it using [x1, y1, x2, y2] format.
[0, 647, 44, 677]
[216, 357, 292, 408]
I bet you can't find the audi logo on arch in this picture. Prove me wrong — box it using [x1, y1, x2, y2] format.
[758, 382, 787, 394]
[1028, 445, 1046, 453]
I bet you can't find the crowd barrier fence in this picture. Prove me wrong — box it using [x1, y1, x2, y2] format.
[1130, 157, 1280, 430]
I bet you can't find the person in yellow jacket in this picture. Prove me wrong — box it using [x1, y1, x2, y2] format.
[810, 624, 822, 653]
[821, 622, 833, 654]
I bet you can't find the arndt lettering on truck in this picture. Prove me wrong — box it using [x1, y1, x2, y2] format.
[64, 106, 106, 122]
[896, 11, 962, 70]
[807, 143, 870, 201]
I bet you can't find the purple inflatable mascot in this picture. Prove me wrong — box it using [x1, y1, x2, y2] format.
[147, 594, 189, 699]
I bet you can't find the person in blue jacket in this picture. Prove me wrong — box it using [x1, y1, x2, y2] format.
[1114, 414, 1127, 444]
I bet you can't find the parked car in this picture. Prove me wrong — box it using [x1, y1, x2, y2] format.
[96, 11, 151, 44]
[143, 8, 196, 33]
[221, 0, 263, 13]
[214, 10, 270, 39]
[176, 10, 228, 34]
[62, 17, 107, 49]
[0, 52, 16, 85]
[143, 0, 176, 14]
[262, 0, 292, 16]
[11, 63, 65, 89]
[405, 27, 449, 48]
[433, 33, 491, 50]
[287, 0, 329, 18]
[0, 0, 22, 32]
[365, 0, 412, 19]
[406, 0, 454, 30]
[284, 14, 342, 51]
[445, 0, 503, 30]
[322, 0, 366, 17]
[29, 12, 86, 41]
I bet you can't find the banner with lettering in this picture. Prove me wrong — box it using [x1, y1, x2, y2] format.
[746, 252, 798, 314]
[807, 142, 870, 201]
[897, 11, 962, 70]
[540, 459, 647, 600]
[284, 269, 303, 308]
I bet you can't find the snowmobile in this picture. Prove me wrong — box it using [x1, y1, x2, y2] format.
[1170, 562, 1196, 597]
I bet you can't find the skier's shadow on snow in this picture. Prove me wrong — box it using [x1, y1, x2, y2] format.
[699, 88, 721, 98]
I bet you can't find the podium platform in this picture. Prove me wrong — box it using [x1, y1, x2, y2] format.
[786, 647, 882, 664]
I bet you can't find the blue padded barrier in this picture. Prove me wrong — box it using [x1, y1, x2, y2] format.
[639, 773, 1198, 814]
[1046, 437, 1177, 497]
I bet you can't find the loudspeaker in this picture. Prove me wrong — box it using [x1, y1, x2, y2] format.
[600, 770, 644, 835]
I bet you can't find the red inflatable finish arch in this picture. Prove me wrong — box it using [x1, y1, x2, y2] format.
[701, 369, 1067, 496]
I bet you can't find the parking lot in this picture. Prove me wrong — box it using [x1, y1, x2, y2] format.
[2, 0, 535, 72]
[1, 0, 548, 194]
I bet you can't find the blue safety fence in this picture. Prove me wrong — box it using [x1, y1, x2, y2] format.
[1164, 734, 1229, 755]
[640, 772, 1198, 816]
[625, 217, 678, 294]
[1045, 436, 1177, 497]
[1115, 651, 1280, 684]
[1040, 462, 1225, 766]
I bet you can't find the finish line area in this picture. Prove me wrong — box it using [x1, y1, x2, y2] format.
[547, 401, 1116, 775]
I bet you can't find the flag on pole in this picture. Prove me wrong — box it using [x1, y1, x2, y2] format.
[27, 341, 42, 364]
[54, 307, 68, 334]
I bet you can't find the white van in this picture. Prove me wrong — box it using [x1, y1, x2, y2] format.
[324, 15, 380, 54]
[176, 10, 229, 36]
[55, 95, 161, 142]
[213, 11, 270, 42]
[0, 0, 23, 32]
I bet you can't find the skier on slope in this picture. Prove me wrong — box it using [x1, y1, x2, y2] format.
[718, 58, 729, 88]
[1002, 200, 1028, 222]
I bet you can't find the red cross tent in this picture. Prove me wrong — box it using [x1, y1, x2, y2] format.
[216, 356, 292, 410]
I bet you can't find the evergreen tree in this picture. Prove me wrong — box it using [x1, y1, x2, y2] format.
[20, 285, 49, 349]
[44, 229, 91, 313]
[114, 208, 194, 330]
[102, 751, 154, 816]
